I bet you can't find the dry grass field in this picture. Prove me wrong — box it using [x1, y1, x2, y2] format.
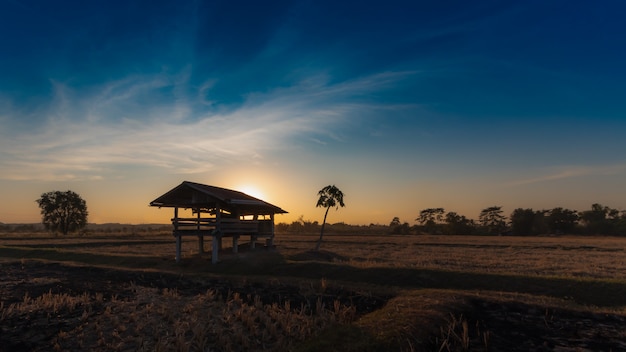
[2, 231, 626, 351]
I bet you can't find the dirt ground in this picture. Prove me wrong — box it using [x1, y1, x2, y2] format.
[0, 260, 386, 351]
[1, 260, 626, 351]
[462, 298, 626, 351]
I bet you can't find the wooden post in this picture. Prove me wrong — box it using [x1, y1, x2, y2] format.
[250, 213, 258, 249]
[176, 235, 181, 263]
[233, 235, 239, 254]
[197, 210, 203, 254]
[269, 213, 275, 248]
[212, 233, 219, 264]
[213, 204, 221, 264]
[174, 207, 181, 262]
[173, 207, 179, 234]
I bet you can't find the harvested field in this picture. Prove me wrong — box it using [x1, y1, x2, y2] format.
[1, 232, 626, 351]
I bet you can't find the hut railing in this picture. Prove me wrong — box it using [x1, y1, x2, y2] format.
[220, 218, 259, 235]
[172, 217, 216, 232]
[171, 217, 270, 236]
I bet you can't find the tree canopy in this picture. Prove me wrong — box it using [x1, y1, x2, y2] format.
[315, 185, 345, 250]
[479, 206, 507, 235]
[36, 190, 88, 236]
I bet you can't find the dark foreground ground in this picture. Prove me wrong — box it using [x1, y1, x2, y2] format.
[1, 261, 626, 351]
[0, 260, 386, 351]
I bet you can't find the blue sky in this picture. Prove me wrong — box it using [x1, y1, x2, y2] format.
[1, 0, 625, 224]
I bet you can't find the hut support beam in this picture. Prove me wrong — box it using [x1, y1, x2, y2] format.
[233, 236, 239, 254]
[197, 210, 203, 253]
[212, 235, 219, 264]
[269, 214, 275, 248]
[212, 204, 220, 264]
[174, 207, 182, 263]
[175, 236, 181, 263]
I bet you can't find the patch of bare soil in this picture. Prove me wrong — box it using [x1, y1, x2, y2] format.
[0, 260, 386, 351]
[483, 300, 625, 351]
[436, 298, 626, 351]
[288, 250, 349, 262]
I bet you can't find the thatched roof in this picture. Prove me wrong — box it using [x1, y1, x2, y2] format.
[149, 181, 287, 215]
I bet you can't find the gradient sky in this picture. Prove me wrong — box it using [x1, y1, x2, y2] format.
[1, 0, 626, 225]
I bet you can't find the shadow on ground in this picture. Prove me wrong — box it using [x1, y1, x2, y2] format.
[2, 245, 626, 308]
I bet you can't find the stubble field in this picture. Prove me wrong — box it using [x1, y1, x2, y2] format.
[1, 231, 626, 351]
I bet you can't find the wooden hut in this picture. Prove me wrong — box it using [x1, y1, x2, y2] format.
[150, 181, 287, 263]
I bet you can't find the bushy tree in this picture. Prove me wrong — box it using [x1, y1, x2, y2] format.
[547, 207, 579, 234]
[510, 208, 534, 235]
[389, 217, 411, 234]
[443, 212, 475, 235]
[510, 208, 547, 235]
[315, 185, 345, 250]
[615, 211, 626, 236]
[479, 206, 507, 235]
[36, 190, 88, 236]
[580, 203, 619, 235]
[417, 208, 445, 234]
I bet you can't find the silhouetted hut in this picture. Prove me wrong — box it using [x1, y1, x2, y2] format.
[150, 181, 287, 263]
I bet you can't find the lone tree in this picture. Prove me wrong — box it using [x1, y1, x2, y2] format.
[315, 185, 345, 250]
[36, 190, 88, 236]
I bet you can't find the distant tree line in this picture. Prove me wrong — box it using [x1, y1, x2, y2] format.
[400, 203, 626, 236]
[0, 223, 171, 235]
[276, 203, 626, 236]
[275, 216, 388, 235]
[0, 223, 44, 233]
[395, 203, 626, 236]
[507, 203, 626, 236]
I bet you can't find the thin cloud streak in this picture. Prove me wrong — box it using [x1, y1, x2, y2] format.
[0, 70, 412, 182]
[507, 164, 626, 187]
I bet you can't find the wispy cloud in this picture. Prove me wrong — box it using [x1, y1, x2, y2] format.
[0, 70, 414, 181]
[507, 164, 626, 187]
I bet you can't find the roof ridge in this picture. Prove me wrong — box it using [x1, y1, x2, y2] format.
[151, 181, 287, 213]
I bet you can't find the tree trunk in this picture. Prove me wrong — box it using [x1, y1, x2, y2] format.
[315, 206, 331, 251]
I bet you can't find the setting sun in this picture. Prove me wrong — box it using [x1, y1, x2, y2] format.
[237, 184, 265, 200]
